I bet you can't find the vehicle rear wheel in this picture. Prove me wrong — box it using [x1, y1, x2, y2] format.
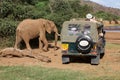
[62, 55, 70, 64]
[100, 52, 105, 59]
[91, 47, 100, 65]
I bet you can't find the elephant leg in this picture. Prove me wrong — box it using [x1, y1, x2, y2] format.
[40, 36, 48, 52]
[39, 37, 43, 50]
[14, 35, 22, 49]
[39, 30, 48, 52]
[43, 39, 48, 52]
[23, 37, 31, 50]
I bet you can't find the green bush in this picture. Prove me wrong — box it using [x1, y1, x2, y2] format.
[95, 11, 120, 21]
[0, 19, 19, 37]
[0, 1, 14, 18]
[0, 36, 15, 48]
[12, 5, 33, 20]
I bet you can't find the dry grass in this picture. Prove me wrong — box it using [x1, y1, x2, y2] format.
[105, 32, 120, 40]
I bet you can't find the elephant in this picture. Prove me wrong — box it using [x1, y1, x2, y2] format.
[14, 18, 60, 51]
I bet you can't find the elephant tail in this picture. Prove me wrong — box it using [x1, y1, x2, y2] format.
[16, 29, 23, 40]
[16, 29, 20, 36]
[14, 29, 22, 49]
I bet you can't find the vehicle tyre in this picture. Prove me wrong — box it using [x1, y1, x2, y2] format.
[100, 52, 105, 59]
[76, 35, 93, 53]
[100, 47, 105, 59]
[91, 47, 100, 65]
[62, 55, 70, 64]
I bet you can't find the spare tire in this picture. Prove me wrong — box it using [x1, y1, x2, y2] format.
[76, 35, 93, 53]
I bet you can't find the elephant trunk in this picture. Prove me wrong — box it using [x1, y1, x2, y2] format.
[54, 28, 60, 50]
[55, 32, 61, 36]
[54, 32, 58, 50]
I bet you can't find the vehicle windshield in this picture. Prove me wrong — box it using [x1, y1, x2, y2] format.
[68, 24, 81, 35]
[83, 24, 91, 35]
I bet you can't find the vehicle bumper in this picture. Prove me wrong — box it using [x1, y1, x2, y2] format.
[62, 52, 97, 57]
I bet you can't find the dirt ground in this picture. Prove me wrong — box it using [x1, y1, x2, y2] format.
[0, 32, 120, 76]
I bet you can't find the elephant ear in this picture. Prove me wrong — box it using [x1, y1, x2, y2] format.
[45, 20, 53, 34]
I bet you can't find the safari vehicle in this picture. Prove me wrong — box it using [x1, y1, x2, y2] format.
[61, 20, 105, 65]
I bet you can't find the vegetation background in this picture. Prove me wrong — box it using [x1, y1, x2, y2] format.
[0, 0, 120, 48]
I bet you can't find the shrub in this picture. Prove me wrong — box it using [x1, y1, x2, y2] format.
[0, 36, 15, 48]
[0, 19, 19, 37]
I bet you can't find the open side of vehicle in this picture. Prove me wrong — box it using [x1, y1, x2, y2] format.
[61, 21, 105, 65]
